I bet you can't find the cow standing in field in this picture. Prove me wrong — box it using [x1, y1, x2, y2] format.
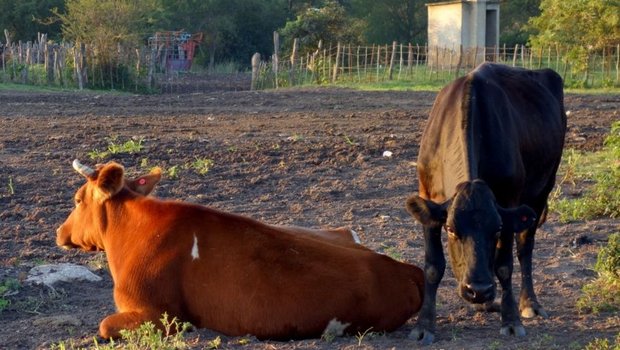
[56, 160, 424, 340]
[406, 63, 567, 344]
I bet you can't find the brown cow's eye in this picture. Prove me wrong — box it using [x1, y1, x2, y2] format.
[75, 198, 82, 206]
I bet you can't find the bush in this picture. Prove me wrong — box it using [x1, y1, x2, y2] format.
[551, 121, 620, 222]
[577, 233, 620, 314]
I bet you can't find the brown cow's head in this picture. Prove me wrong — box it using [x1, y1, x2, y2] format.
[56, 160, 161, 252]
[406, 180, 536, 304]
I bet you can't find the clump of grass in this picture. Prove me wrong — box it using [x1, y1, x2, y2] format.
[0, 278, 20, 312]
[88, 136, 144, 160]
[583, 332, 620, 350]
[6, 176, 15, 196]
[52, 313, 191, 350]
[577, 233, 620, 314]
[189, 158, 214, 175]
[550, 121, 620, 222]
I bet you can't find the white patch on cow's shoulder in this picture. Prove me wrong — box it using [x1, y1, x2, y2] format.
[191, 234, 200, 260]
[349, 229, 362, 244]
[322, 318, 350, 340]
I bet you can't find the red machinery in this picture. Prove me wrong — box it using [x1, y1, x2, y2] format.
[148, 31, 203, 72]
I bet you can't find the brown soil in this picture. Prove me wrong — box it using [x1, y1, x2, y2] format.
[0, 73, 619, 349]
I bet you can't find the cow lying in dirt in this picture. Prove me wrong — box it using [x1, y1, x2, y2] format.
[56, 160, 424, 340]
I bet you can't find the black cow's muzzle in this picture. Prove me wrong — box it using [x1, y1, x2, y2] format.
[459, 282, 495, 304]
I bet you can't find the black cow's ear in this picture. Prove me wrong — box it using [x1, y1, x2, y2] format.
[498, 205, 537, 233]
[406, 195, 449, 227]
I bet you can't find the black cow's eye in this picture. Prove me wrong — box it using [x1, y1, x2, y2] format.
[445, 225, 457, 239]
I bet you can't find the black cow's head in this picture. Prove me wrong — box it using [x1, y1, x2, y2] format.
[406, 180, 536, 304]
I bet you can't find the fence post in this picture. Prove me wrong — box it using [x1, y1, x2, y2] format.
[289, 38, 298, 86]
[273, 31, 279, 89]
[332, 42, 340, 82]
[376, 45, 381, 81]
[388, 41, 396, 80]
[74, 43, 84, 90]
[616, 44, 619, 84]
[251, 52, 261, 90]
[455, 44, 463, 78]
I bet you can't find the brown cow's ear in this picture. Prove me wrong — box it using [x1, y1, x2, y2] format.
[128, 167, 162, 196]
[94, 162, 125, 201]
[406, 195, 449, 227]
[498, 205, 537, 233]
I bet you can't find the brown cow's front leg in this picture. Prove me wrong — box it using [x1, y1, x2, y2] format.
[516, 227, 548, 319]
[99, 310, 160, 339]
[409, 225, 445, 345]
[495, 231, 525, 337]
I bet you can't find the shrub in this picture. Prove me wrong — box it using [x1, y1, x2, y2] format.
[577, 233, 620, 314]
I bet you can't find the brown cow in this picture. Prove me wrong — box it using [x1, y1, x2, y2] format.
[57, 160, 424, 340]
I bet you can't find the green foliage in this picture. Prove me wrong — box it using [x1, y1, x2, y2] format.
[551, 122, 620, 222]
[0, 278, 20, 312]
[189, 158, 214, 175]
[57, 0, 159, 59]
[280, 0, 364, 55]
[499, 0, 541, 46]
[577, 233, 620, 314]
[584, 333, 620, 350]
[53, 313, 191, 350]
[7, 176, 14, 195]
[349, 0, 427, 44]
[529, 0, 620, 50]
[0, 0, 65, 42]
[88, 136, 144, 160]
[528, 0, 620, 78]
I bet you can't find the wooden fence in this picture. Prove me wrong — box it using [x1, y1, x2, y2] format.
[252, 39, 620, 90]
[0, 31, 191, 92]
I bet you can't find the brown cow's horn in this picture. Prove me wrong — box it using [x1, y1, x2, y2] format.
[73, 159, 95, 178]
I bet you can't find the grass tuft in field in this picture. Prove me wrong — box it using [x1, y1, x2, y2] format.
[550, 121, 620, 222]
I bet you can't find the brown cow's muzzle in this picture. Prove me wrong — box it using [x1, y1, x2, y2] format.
[56, 225, 77, 250]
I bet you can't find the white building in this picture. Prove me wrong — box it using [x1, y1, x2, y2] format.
[427, 0, 500, 67]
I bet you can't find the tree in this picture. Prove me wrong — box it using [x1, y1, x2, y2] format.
[499, 0, 541, 46]
[350, 0, 427, 44]
[279, 0, 363, 54]
[57, 0, 160, 64]
[0, 0, 65, 42]
[529, 0, 620, 50]
[528, 0, 620, 80]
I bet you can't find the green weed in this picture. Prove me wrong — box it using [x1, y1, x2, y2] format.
[88, 136, 144, 160]
[583, 333, 620, 350]
[166, 165, 180, 179]
[205, 336, 222, 349]
[0, 278, 20, 312]
[7, 176, 14, 195]
[550, 122, 620, 222]
[53, 313, 192, 350]
[577, 233, 620, 314]
[189, 158, 214, 175]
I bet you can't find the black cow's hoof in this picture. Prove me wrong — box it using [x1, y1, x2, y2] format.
[500, 324, 526, 337]
[409, 327, 435, 345]
[521, 305, 549, 319]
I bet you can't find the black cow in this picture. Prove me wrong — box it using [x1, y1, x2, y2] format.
[406, 62, 567, 344]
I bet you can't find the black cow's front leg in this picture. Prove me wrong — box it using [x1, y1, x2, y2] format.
[516, 227, 548, 319]
[409, 225, 445, 345]
[494, 230, 525, 337]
